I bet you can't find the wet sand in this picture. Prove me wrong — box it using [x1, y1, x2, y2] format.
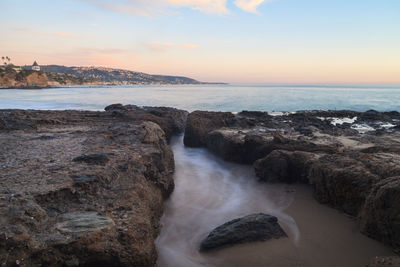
[156, 136, 395, 267]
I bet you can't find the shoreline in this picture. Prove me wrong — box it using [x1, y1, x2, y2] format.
[1, 105, 400, 266]
[0, 82, 228, 90]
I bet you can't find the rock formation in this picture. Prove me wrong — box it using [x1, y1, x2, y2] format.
[200, 213, 286, 251]
[0, 105, 187, 266]
[184, 109, 400, 252]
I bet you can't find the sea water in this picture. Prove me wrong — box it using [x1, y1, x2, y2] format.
[0, 84, 399, 112]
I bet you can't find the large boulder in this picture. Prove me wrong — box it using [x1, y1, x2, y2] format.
[205, 130, 269, 164]
[254, 150, 319, 183]
[200, 213, 287, 252]
[184, 111, 235, 147]
[309, 155, 380, 216]
[104, 104, 188, 141]
[360, 176, 400, 250]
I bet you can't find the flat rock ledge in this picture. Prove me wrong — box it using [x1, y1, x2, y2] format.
[0, 105, 187, 267]
[200, 213, 287, 252]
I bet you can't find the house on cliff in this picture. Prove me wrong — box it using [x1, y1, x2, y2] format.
[32, 61, 40, 71]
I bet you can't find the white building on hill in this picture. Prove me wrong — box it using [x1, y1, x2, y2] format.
[32, 61, 40, 71]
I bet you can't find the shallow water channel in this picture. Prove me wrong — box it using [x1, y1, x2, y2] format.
[156, 136, 394, 267]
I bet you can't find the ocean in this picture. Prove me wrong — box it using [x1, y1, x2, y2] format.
[0, 84, 399, 112]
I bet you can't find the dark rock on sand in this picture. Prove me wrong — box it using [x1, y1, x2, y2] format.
[200, 213, 287, 252]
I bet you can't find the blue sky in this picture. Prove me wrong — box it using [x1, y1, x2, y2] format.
[1, 0, 399, 83]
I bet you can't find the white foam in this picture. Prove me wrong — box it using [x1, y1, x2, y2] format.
[380, 122, 395, 129]
[351, 124, 375, 133]
[270, 111, 296, 116]
[317, 117, 357, 126]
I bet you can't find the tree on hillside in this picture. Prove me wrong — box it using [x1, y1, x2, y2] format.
[1, 56, 12, 66]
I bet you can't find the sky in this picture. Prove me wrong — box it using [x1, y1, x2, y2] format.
[0, 0, 399, 83]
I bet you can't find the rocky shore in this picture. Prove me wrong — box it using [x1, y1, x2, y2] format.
[184, 109, 400, 255]
[2, 105, 400, 266]
[0, 105, 187, 266]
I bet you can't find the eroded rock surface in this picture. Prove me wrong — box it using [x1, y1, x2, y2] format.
[183, 111, 235, 147]
[200, 213, 286, 252]
[184, 109, 400, 252]
[0, 105, 187, 266]
[360, 177, 400, 249]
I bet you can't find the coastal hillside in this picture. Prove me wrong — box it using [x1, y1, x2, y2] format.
[0, 64, 203, 88]
[0, 67, 49, 88]
[39, 65, 201, 85]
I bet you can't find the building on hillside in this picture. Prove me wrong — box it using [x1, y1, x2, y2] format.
[13, 66, 22, 73]
[32, 61, 40, 71]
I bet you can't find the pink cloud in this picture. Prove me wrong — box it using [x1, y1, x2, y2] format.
[13, 27, 77, 38]
[145, 42, 198, 52]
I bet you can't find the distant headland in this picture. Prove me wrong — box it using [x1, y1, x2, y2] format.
[0, 58, 224, 89]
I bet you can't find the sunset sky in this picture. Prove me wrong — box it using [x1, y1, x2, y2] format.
[1, 0, 399, 83]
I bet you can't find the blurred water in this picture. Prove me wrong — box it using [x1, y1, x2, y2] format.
[156, 136, 299, 267]
[156, 136, 395, 267]
[0, 84, 399, 112]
